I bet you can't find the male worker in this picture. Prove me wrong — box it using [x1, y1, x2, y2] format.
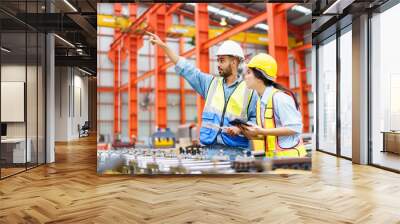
[146, 31, 258, 160]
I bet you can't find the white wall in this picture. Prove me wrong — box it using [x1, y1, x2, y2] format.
[46, 32, 55, 163]
[55, 67, 89, 141]
[1, 65, 28, 138]
[72, 72, 89, 138]
[55, 67, 69, 141]
[1, 64, 46, 164]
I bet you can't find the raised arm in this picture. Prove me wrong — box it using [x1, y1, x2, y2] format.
[146, 31, 179, 64]
[145, 31, 213, 99]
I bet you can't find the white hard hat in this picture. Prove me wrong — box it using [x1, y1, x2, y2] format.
[216, 40, 244, 60]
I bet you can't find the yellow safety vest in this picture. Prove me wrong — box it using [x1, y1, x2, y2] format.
[252, 88, 307, 158]
[200, 77, 253, 147]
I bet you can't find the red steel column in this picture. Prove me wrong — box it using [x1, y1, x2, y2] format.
[128, 4, 138, 137]
[267, 3, 290, 87]
[113, 3, 122, 136]
[155, 5, 167, 129]
[294, 51, 310, 133]
[179, 14, 186, 124]
[195, 3, 209, 128]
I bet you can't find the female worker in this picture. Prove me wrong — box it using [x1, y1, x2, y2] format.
[238, 53, 307, 158]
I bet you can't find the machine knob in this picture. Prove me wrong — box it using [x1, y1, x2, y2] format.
[246, 150, 252, 157]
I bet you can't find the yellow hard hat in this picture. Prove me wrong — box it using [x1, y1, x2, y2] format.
[247, 53, 278, 81]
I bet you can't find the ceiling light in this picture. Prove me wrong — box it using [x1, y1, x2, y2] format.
[1, 47, 11, 53]
[206, 5, 220, 14]
[186, 3, 266, 31]
[255, 24, 269, 31]
[220, 17, 227, 26]
[231, 15, 247, 22]
[54, 34, 75, 48]
[292, 5, 312, 15]
[63, 0, 78, 12]
[215, 7, 233, 18]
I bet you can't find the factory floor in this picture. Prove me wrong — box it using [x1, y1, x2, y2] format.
[0, 135, 399, 223]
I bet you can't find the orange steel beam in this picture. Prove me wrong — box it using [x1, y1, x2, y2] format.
[110, 4, 162, 50]
[179, 14, 186, 124]
[222, 3, 296, 20]
[195, 3, 209, 128]
[291, 40, 311, 133]
[293, 51, 310, 132]
[154, 5, 168, 129]
[276, 3, 296, 13]
[203, 12, 268, 49]
[120, 83, 128, 92]
[267, 3, 290, 87]
[166, 3, 183, 15]
[175, 9, 221, 27]
[107, 4, 303, 46]
[128, 3, 138, 138]
[290, 43, 312, 53]
[112, 86, 308, 95]
[135, 11, 269, 83]
[144, 88, 194, 94]
[113, 3, 122, 136]
[291, 84, 311, 93]
[222, 3, 303, 40]
[222, 3, 259, 15]
[100, 86, 196, 94]
[97, 86, 113, 92]
[139, 88, 195, 94]
[135, 49, 195, 83]
[114, 54, 121, 136]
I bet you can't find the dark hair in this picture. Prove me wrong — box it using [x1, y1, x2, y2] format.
[251, 68, 299, 110]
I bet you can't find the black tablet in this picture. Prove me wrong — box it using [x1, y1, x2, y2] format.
[229, 119, 251, 127]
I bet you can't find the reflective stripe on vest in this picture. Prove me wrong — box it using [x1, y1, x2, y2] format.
[252, 88, 307, 158]
[200, 77, 253, 147]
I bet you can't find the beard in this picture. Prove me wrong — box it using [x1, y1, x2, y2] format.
[219, 66, 232, 78]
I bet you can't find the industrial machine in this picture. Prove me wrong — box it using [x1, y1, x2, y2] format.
[97, 146, 312, 175]
[151, 128, 176, 149]
[111, 133, 136, 149]
[176, 123, 203, 154]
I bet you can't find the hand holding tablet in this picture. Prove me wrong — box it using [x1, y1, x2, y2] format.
[229, 119, 252, 127]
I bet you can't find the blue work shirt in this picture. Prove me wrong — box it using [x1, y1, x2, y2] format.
[174, 57, 258, 146]
[259, 86, 303, 148]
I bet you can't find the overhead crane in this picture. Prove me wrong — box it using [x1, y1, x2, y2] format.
[98, 15, 300, 48]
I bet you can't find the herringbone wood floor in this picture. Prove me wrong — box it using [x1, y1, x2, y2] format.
[1, 135, 400, 223]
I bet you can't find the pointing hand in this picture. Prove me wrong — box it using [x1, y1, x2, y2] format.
[145, 31, 166, 48]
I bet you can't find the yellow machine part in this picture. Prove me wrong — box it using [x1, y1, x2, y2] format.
[169, 24, 299, 47]
[154, 138, 175, 148]
[98, 14, 132, 30]
[97, 14, 301, 48]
